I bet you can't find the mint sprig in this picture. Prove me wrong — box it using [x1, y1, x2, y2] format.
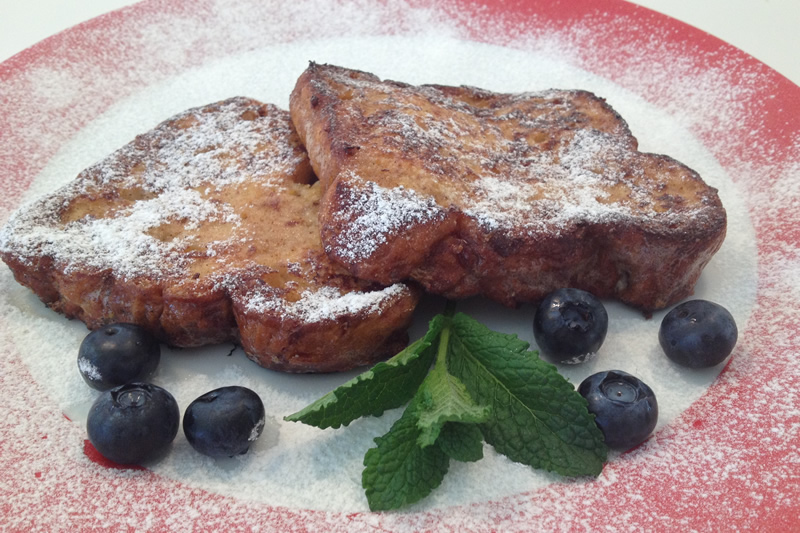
[284, 304, 607, 511]
[359, 318, 492, 510]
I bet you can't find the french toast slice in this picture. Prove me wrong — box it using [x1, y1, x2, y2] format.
[0, 97, 419, 372]
[290, 63, 727, 311]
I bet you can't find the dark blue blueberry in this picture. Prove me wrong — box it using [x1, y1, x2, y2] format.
[533, 288, 608, 364]
[78, 323, 161, 391]
[659, 300, 738, 368]
[578, 370, 658, 450]
[183, 386, 266, 458]
[87, 383, 180, 465]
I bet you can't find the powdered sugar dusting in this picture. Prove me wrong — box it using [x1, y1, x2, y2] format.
[0, 97, 303, 281]
[249, 416, 266, 442]
[2, 185, 237, 278]
[76, 357, 101, 381]
[468, 129, 669, 234]
[89, 99, 301, 193]
[0, 91, 419, 374]
[325, 173, 446, 261]
[243, 283, 408, 322]
[316, 68, 718, 260]
[0, 0, 796, 530]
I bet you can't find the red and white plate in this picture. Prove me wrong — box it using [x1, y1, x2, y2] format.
[1, 0, 798, 531]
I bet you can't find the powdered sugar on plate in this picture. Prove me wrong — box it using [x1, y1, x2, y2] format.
[0, 0, 797, 531]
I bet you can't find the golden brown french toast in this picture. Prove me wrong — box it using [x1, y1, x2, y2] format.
[0, 97, 419, 372]
[290, 63, 727, 311]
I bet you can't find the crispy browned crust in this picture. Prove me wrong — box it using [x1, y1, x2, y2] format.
[290, 63, 727, 311]
[0, 97, 419, 372]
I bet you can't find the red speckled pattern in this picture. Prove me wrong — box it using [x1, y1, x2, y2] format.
[0, 0, 798, 531]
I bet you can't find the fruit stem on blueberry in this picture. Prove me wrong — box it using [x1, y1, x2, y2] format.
[601, 380, 637, 403]
[116, 387, 149, 408]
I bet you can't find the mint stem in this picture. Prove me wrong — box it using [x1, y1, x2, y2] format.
[435, 300, 457, 367]
[435, 316, 451, 367]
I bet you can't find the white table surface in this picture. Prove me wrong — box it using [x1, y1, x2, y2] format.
[1, 0, 798, 87]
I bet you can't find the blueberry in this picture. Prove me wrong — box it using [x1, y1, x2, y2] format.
[578, 370, 658, 450]
[533, 288, 608, 364]
[659, 300, 738, 368]
[87, 383, 180, 465]
[78, 323, 161, 391]
[183, 386, 266, 458]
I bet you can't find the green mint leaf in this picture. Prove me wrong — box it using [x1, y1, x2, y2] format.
[284, 316, 444, 429]
[446, 313, 608, 477]
[414, 323, 491, 447]
[362, 401, 450, 511]
[436, 422, 484, 462]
